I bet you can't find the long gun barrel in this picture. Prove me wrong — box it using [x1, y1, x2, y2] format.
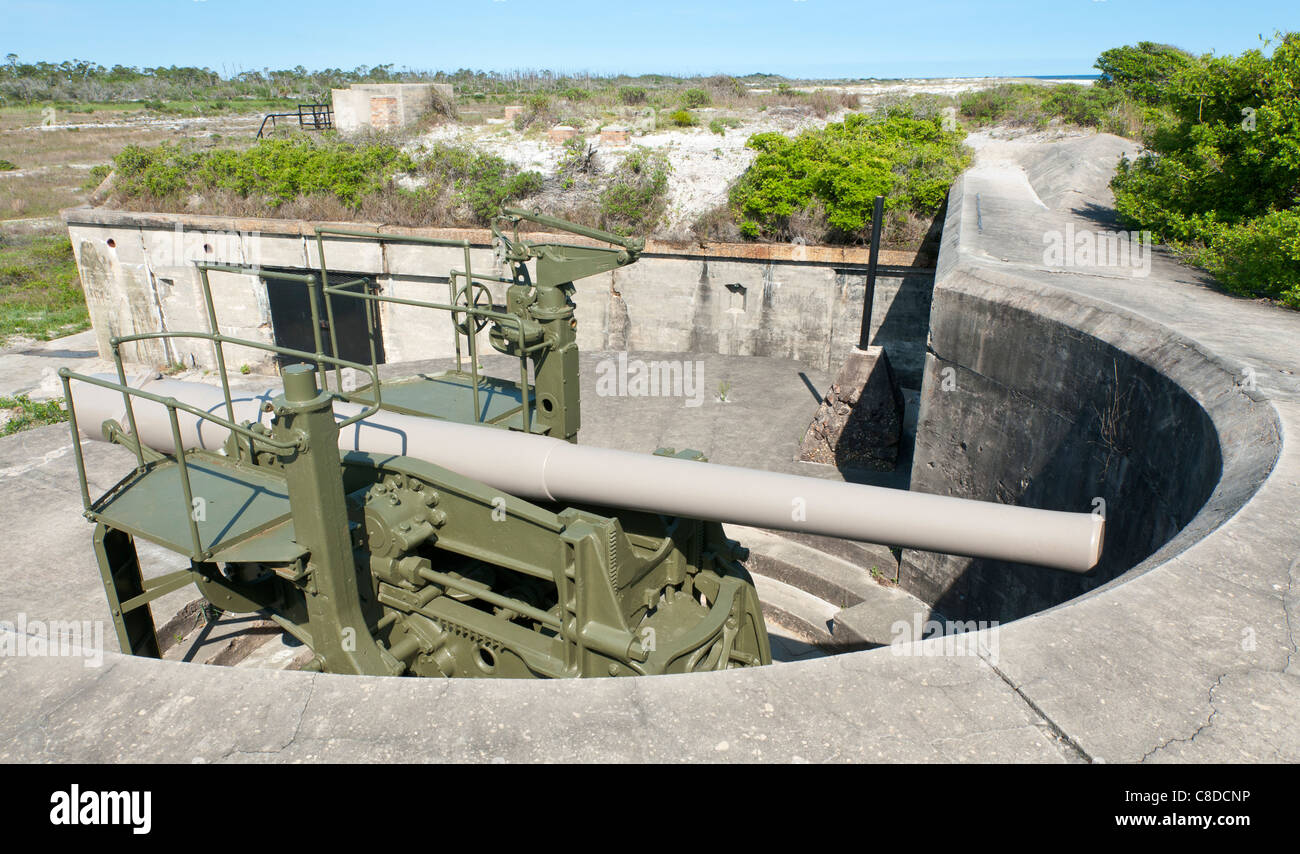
[71, 376, 1104, 573]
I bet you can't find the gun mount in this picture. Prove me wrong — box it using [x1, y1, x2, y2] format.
[59, 209, 1104, 679]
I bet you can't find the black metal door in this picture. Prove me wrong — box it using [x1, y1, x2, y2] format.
[262, 267, 385, 368]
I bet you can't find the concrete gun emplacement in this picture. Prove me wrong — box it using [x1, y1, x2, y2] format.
[59, 209, 1103, 679]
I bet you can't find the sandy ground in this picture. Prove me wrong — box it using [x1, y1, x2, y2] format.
[417, 104, 833, 233]
[413, 77, 1090, 234]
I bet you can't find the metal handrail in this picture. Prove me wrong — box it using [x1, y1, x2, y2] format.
[256, 103, 333, 139]
[107, 330, 383, 429]
[59, 331, 383, 561]
[310, 226, 539, 432]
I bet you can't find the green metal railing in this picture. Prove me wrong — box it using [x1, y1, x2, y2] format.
[310, 226, 540, 432]
[58, 259, 385, 560]
[59, 226, 546, 560]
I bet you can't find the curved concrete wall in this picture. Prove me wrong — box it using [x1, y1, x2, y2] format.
[901, 146, 1282, 623]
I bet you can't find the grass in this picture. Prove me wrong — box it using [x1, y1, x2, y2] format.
[955, 82, 1151, 138]
[0, 166, 96, 220]
[0, 394, 68, 436]
[0, 233, 88, 341]
[0, 99, 269, 223]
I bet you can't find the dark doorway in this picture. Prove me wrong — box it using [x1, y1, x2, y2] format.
[262, 267, 385, 368]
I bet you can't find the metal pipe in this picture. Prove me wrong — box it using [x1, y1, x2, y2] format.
[70, 376, 1104, 573]
[197, 267, 236, 426]
[858, 194, 884, 351]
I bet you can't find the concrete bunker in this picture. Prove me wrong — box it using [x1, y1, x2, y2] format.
[54, 179, 1281, 678]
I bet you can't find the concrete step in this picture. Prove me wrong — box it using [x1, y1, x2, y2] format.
[830, 587, 935, 649]
[725, 524, 895, 608]
[724, 521, 899, 582]
[763, 529, 900, 582]
[750, 574, 838, 647]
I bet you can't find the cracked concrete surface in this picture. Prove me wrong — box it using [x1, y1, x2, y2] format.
[1, 131, 1298, 762]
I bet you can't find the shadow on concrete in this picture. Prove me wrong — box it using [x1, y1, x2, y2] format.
[907, 306, 1226, 625]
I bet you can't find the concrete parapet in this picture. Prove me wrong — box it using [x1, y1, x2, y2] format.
[60, 207, 935, 385]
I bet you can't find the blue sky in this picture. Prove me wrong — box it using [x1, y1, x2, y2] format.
[2, 0, 1296, 78]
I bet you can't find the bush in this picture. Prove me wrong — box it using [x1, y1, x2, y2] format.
[599, 147, 671, 236]
[667, 109, 696, 127]
[513, 93, 554, 130]
[106, 137, 540, 225]
[1191, 210, 1300, 308]
[729, 109, 970, 242]
[709, 116, 743, 135]
[111, 137, 416, 208]
[1095, 42, 1197, 105]
[958, 83, 1137, 133]
[618, 86, 647, 105]
[417, 144, 543, 222]
[0, 160, 16, 171]
[681, 88, 711, 109]
[1109, 32, 1300, 305]
[81, 163, 111, 190]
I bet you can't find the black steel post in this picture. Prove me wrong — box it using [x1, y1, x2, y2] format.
[857, 195, 884, 351]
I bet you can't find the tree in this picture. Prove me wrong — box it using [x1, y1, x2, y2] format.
[1095, 42, 1197, 105]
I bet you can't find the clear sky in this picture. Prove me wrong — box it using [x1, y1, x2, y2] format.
[2, 0, 1296, 79]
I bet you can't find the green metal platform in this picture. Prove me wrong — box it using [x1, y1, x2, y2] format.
[91, 455, 304, 562]
[353, 371, 547, 433]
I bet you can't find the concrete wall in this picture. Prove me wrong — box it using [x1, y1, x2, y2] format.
[331, 83, 455, 133]
[62, 209, 935, 386]
[900, 168, 1281, 624]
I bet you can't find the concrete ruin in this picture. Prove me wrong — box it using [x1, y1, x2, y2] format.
[330, 82, 454, 133]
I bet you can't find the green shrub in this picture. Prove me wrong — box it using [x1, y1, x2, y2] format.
[1191, 210, 1300, 308]
[513, 93, 554, 130]
[667, 109, 696, 127]
[418, 143, 543, 222]
[956, 82, 1149, 137]
[681, 88, 711, 108]
[599, 147, 671, 236]
[1109, 32, 1300, 305]
[0, 159, 16, 171]
[618, 86, 647, 105]
[107, 137, 541, 225]
[729, 109, 970, 241]
[111, 137, 416, 208]
[0, 395, 67, 436]
[709, 116, 742, 135]
[1095, 42, 1198, 105]
[81, 163, 111, 190]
